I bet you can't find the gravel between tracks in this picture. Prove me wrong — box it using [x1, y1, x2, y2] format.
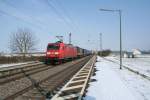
[0, 57, 90, 99]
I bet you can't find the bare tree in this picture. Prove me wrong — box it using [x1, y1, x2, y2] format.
[9, 28, 37, 57]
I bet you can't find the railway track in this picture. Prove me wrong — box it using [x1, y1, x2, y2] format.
[0, 55, 93, 100]
[103, 57, 150, 81]
[0, 62, 49, 85]
[0, 61, 43, 78]
[51, 55, 96, 100]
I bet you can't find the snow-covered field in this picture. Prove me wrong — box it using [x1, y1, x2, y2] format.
[0, 61, 36, 69]
[84, 56, 150, 100]
[106, 56, 150, 77]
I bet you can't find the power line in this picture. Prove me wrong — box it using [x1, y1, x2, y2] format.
[1, 1, 49, 30]
[0, 9, 50, 32]
[52, 0, 80, 32]
[46, 0, 77, 32]
[49, 0, 82, 45]
[0, 9, 34, 26]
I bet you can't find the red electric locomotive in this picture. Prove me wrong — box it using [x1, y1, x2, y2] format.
[45, 41, 77, 64]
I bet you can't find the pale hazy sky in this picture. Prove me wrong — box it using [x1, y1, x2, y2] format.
[0, 0, 150, 52]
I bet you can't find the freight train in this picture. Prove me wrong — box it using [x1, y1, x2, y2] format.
[45, 41, 91, 64]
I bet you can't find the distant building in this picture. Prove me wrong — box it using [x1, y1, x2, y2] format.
[132, 49, 142, 55]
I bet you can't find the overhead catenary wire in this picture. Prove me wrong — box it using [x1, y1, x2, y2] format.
[0, 9, 40, 29]
[0, 0, 81, 46]
[1, 0, 79, 33]
[1, 0, 50, 31]
[51, 0, 81, 32]
[49, 0, 84, 46]
[46, 0, 77, 32]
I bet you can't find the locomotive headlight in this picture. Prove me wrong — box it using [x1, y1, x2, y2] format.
[47, 52, 51, 55]
[54, 52, 59, 55]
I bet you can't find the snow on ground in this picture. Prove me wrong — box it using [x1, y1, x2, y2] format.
[0, 61, 36, 69]
[84, 56, 150, 100]
[106, 56, 150, 77]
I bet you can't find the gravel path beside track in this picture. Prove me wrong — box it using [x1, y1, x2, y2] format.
[0, 56, 92, 100]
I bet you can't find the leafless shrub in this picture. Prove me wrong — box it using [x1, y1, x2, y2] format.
[9, 28, 37, 57]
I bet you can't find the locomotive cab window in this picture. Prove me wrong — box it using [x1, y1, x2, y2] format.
[47, 45, 60, 50]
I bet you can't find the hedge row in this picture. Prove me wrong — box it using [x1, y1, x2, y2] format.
[98, 50, 111, 57]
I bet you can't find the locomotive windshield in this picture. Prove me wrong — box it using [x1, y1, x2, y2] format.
[47, 45, 60, 50]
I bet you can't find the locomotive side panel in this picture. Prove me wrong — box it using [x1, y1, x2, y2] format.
[45, 41, 91, 64]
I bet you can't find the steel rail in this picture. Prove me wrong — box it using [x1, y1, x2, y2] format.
[3, 56, 92, 100]
[51, 55, 96, 100]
